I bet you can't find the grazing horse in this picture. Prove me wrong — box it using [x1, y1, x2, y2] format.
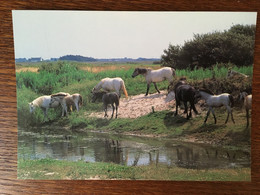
[240, 92, 252, 127]
[92, 91, 119, 118]
[29, 95, 60, 121]
[174, 80, 198, 119]
[196, 89, 235, 124]
[92, 77, 128, 98]
[50, 92, 70, 116]
[132, 67, 176, 96]
[50, 93, 83, 115]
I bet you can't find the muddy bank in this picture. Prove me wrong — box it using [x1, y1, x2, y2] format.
[89, 91, 205, 119]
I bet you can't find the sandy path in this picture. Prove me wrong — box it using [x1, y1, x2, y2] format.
[89, 91, 176, 118]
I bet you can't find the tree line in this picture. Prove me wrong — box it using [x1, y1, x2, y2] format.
[161, 24, 256, 70]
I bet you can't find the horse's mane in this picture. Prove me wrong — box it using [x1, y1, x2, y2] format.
[51, 92, 70, 97]
[137, 68, 150, 74]
[174, 80, 186, 90]
[94, 91, 107, 95]
[199, 88, 215, 95]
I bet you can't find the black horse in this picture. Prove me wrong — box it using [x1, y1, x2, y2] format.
[174, 80, 199, 119]
[92, 91, 119, 119]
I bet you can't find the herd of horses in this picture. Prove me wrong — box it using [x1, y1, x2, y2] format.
[28, 67, 252, 127]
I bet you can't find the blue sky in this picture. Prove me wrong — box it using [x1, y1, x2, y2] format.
[12, 11, 257, 59]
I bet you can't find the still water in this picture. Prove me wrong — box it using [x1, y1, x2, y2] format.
[18, 128, 250, 169]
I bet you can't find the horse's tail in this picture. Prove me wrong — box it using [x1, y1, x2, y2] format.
[229, 95, 234, 108]
[121, 80, 128, 98]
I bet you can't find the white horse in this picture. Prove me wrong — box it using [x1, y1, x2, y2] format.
[240, 92, 252, 127]
[29, 95, 60, 121]
[50, 93, 83, 116]
[196, 89, 235, 124]
[92, 77, 128, 98]
[132, 67, 176, 96]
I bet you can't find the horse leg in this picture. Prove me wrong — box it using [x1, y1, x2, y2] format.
[103, 103, 108, 117]
[175, 100, 179, 116]
[64, 102, 68, 116]
[183, 102, 188, 114]
[61, 100, 67, 117]
[211, 108, 217, 124]
[183, 102, 189, 119]
[115, 105, 118, 118]
[74, 100, 79, 112]
[225, 106, 231, 124]
[42, 108, 47, 121]
[204, 109, 211, 123]
[111, 104, 115, 118]
[231, 108, 235, 124]
[145, 83, 151, 96]
[61, 104, 64, 117]
[43, 108, 50, 121]
[189, 104, 192, 119]
[153, 83, 160, 94]
[225, 112, 230, 124]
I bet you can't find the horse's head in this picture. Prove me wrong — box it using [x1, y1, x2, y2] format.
[132, 68, 140, 78]
[91, 88, 95, 93]
[239, 92, 248, 101]
[132, 68, 147, 78]
[92, 91, 107, 103]
[194, 90, 202, 101]
[28, 102, 36, 113]
[91, 92, 97, 103]
[91, 87, 99, 94]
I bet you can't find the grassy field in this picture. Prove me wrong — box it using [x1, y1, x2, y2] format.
[18, 158, 250, 181]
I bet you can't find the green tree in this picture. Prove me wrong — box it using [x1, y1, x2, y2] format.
[161, 24, 256, 69]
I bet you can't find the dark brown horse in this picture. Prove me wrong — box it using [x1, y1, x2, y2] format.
[174, 80, 199, 119]
[92, 91, 119, 118]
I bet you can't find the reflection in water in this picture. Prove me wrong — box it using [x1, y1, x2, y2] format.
[18, 129, 250, 169]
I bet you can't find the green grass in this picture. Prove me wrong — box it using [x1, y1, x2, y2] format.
[17, 158, 250, 181]
[176, 65, 253, 80]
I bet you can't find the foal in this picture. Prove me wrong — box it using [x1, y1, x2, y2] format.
[196, 89, 235, 124]
[92, 91, 119, 118]
[174, 80, 198, 119]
